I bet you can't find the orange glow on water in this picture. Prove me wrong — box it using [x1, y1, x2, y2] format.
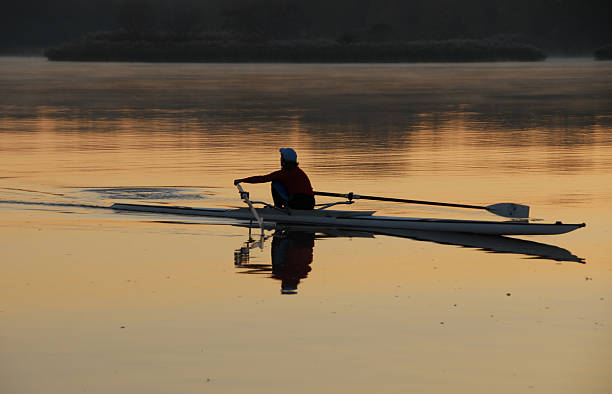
[1, 58, 611, 394]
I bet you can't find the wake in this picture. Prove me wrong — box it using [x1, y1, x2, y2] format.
[0, 199, 109, 210]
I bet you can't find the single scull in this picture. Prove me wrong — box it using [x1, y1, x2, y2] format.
[110, 202, 585, 236]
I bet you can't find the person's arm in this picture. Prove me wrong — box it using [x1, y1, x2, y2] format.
[234, 170, 284, 185]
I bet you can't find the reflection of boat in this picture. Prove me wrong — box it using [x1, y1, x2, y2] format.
[233, 223, 584, 294]
[238, 223, 584, 263]
[112, 203, 585, 236]
[373, 228, 585, 263]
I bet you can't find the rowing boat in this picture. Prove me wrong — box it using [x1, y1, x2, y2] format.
[110, 203, 585, 236]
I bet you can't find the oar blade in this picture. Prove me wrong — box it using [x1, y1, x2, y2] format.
[486, 203, 530, 219]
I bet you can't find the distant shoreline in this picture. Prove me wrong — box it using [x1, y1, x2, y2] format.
[45, 32, 547, 63]
[594, 44, 612, 60]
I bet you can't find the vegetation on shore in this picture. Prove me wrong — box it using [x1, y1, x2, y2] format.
[5, 0, 611, 58]
[594, 44, 612, 60]
[44, 30, 546, 63]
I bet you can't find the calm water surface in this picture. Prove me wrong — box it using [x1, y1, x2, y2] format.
[1, 57, 611, 393]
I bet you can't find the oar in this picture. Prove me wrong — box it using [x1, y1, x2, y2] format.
[314, 191, 530, 219]
[236, 183, 265, 235]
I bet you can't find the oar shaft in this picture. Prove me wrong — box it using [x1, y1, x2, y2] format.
[314, 191, 486, 210]
[236, 184, 264, 231]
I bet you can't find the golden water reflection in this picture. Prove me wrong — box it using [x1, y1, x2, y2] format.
[1, 58, 611, 394]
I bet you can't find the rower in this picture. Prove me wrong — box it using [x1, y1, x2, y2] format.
[234, 148, 315, 210]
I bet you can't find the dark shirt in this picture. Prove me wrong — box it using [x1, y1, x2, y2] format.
[241, 167, 314, 196]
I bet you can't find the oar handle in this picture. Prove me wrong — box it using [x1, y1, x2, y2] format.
[314, 191, 486, 210]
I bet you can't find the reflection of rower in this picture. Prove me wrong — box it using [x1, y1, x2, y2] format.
[271, 228, 315, 294]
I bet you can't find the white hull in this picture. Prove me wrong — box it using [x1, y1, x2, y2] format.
[111, 203, 585, 236]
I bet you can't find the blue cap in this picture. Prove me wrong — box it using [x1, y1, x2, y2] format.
[279, 148, 297, 162]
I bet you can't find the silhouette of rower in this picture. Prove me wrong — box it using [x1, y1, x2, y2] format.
[234, 148, 315, 210]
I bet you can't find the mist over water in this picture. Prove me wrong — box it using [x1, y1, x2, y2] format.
[2, 58, 611, 177]
[1, 57, 611, 394]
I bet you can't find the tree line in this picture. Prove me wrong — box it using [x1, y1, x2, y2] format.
[2, 0, 610, 55]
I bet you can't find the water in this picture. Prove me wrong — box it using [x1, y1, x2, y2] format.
[1, 57, 611, 394]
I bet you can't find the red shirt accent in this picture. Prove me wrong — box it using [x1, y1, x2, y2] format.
[241, 167, 314, 196]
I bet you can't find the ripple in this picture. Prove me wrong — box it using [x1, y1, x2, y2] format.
[82, 187, 206, 201]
